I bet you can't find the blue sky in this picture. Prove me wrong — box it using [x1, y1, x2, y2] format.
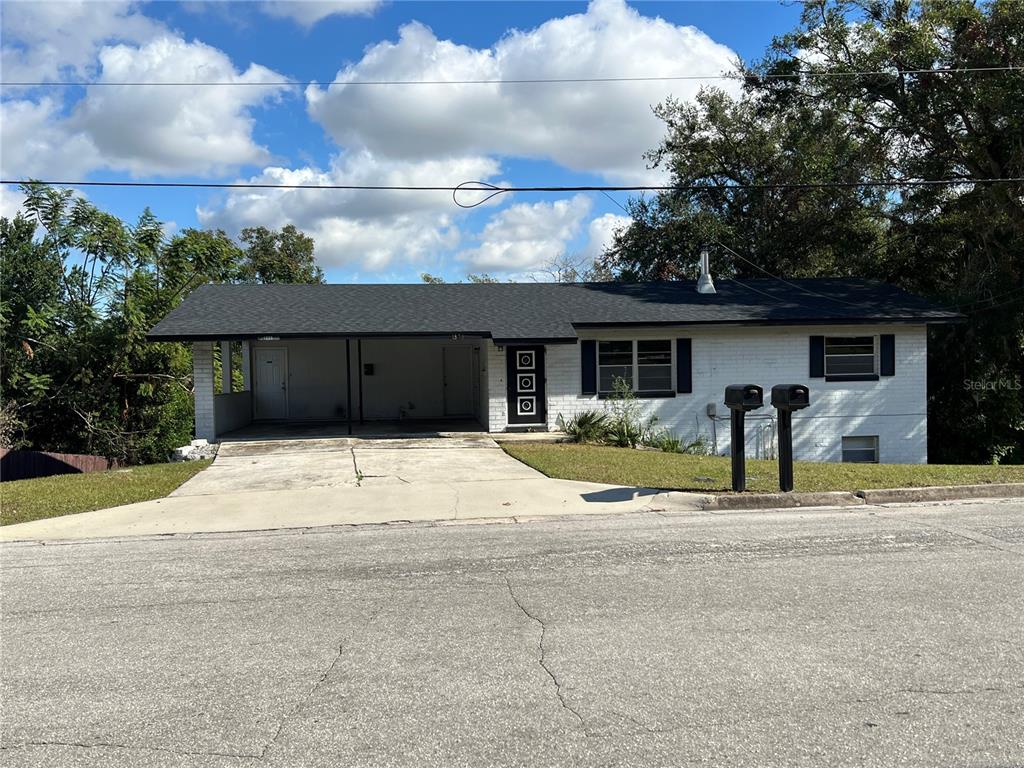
[1, 1, 803, 282]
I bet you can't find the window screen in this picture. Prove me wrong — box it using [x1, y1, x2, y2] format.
[598, 340, 633, 392]
[825, 337, 877, 377]
[637, 340, 672, 391]
[842, 435, 879, 463]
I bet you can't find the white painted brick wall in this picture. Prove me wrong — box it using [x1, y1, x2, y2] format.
[485, 340, 507, 431]
[192, 341, 216, 442]
[486, 325, 929, 464]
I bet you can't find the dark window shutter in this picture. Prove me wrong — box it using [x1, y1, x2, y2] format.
[676, 338, 692, 393]
[809, 336, 825, 378]
[580, 340, 597, 395]
[880, 334, 895, 376]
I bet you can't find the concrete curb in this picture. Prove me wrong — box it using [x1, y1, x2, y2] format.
[698, 482, 1024, 511]
[855, 482, 1024, 505]
[703, 491, 864, 511]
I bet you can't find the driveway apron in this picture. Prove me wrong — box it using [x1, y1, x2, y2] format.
[170, 436, 542, 496]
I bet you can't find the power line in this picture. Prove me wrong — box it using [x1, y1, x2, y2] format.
[6, 177, 1020, 193]
[714, 241, 866, 308]
[961, 290, 1024, 314]
[594, 194, 1019, 315]
[727, 278, 796, 304]
[4, 177, 1022, 211]
[600, 190, 631, 214]
[1, 65, 1020, 89]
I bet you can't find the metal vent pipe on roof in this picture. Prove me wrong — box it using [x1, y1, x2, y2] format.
[696, 247, 716, 294]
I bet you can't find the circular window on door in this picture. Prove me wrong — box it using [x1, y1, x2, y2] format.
[518, 373, 535, 392]
[517, 396, 536, 416]
[517, 351, 535, 370]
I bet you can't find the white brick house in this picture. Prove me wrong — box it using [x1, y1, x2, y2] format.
[147, 279, 959, 464]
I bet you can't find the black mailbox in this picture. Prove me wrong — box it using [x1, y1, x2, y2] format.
[725, 384, 764, 412]
[723, 384, 763, 492]
[770, 383, 811, 493]
[771, 384, 809, 410]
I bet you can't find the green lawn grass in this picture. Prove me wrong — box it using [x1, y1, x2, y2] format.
[0, 461, 212, 526]
[501, 443, 1024, 494]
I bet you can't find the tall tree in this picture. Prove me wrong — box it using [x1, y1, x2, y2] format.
[239, 225, 324, 284]
[1, 184, 326, 463]
[604, 0, 1023, 463]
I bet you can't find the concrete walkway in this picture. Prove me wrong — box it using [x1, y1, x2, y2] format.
[0, 437, 708, 542]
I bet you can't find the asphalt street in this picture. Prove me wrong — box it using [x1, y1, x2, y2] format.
[1, 500, 1022, 767]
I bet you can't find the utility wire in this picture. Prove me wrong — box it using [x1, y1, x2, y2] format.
[960, 291, 1024, 314]
[2, 65, 1020, 88]
[600, 190, 632, 214]
[726, 278, 797, 304]
[5, 178, 1021, 206]
[4, 176, 1020, 210]
[593, 190, 1015, 315]
[714, 241, 866, 308]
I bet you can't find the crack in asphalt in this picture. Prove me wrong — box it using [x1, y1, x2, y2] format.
[503, 575, 586, 732]
[260, 643, 346, 759]
[260, 603, 383, 759]
[0, 740, 259, 760]
[898, 686, 1008, 695]
[890, 516, 1024, 557]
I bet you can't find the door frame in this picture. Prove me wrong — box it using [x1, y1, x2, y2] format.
[442, 344, 474, 417]
[254, 346, 289, 420]
[505, 345, 546, 427]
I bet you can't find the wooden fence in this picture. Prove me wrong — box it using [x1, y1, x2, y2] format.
[0, 449, 118, 482]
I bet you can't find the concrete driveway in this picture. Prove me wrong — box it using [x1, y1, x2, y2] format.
[172, 436, 540, 495]
[1, 437, 706, 542]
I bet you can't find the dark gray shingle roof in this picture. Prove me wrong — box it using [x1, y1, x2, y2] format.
[146, 279, 961, 342]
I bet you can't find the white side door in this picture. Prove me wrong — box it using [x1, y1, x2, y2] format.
[442, 346, 473, 417]
[254, 347, 288, 419]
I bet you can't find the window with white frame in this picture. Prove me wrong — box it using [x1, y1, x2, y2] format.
[598, 340, 672, 394]
[825, 336, 877, 378]
[842, 435, 879, 463]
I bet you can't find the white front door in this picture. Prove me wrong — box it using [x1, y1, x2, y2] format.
[255, 347, 288, 419]
[442, 346, 473, 417]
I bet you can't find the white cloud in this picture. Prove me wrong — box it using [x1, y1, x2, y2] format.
[0, 0, 163, 83]
[306, 0, 738, 182]
[0, 33, 290, 179]
[72, 36, 288, 176]
[198, 152, 503, 270]
[260, 1, 383, 26]
[0, 97, 100, 179]
[0, 187, 27, 220]
[458, 195, 592, 272]
[582, 212, 632, 259]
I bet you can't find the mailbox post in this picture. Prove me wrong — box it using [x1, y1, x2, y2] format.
[724, 384, 764, 492]
[770, 384, 810, 492]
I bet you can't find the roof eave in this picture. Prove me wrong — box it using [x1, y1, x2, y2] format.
[570, 315, 963, 329]
[146, 330, 495, 343]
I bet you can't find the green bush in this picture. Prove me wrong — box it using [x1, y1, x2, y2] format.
[557, 410, 610, 443]
[647, 431, 714, 455]
[603, 377, 658, 449]
[648, 430, 683, 453]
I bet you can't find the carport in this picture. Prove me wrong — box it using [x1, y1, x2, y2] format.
[186, 334, 488, 442]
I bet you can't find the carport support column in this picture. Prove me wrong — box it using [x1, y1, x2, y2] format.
[193, 341, 216, 442]
[240, 341, 251, 391]
[220, 340, 232, 394]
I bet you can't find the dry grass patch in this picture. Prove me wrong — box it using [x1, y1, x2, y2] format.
[1, 461, 211, 526]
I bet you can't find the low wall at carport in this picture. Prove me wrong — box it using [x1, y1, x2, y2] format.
[215, 391, 252, 437]
[0, 449, 118, 482]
